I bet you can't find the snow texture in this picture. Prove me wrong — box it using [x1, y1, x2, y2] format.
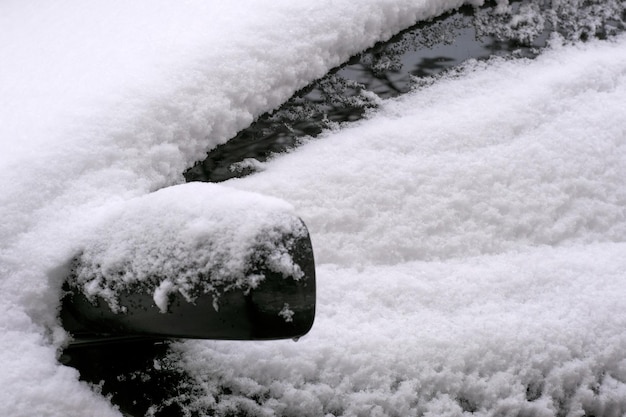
[0, 0, 481, 415]
[69, 183, 305, 313]
[1, 0, 625, 416]
[184, 24, 626, 417]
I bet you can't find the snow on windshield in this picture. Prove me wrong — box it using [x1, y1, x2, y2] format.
[1, 0, 626, 416]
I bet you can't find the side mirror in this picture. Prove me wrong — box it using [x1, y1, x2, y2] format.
[59, 184, 316, 346]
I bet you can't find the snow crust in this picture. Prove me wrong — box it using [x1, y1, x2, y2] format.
[0, 1, 480, 416]
[1, 0, 626, 416]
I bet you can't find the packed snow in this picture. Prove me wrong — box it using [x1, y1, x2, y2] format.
[1, 0, 625, 417]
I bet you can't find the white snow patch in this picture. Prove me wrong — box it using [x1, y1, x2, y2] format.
[153, 280, 176, 314]
[230, 158, 267, 174]
[278, 303, 295, 323]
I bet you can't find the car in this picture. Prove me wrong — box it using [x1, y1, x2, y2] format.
[54, 2, 625, 416]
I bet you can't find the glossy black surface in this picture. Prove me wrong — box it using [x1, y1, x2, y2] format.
[60, 339, 186, 417]
[62, 221, 315, 343]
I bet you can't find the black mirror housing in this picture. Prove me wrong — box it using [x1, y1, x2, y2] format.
[61, 218, 315, 346]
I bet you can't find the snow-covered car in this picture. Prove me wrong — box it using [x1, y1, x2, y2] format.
[3, 1, 626, 416]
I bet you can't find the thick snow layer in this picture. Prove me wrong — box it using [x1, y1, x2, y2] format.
[173, 34, 626, 416]
[231, 36, 626, 266]
[177, 243, 626, 416]
[1, 0, 626, 416]
[0, 1, 481, 416]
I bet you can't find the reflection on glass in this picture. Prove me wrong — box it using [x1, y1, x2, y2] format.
[184, 1, 624, 183]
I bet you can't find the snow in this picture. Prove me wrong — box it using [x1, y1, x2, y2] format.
[1, 0, 625, 416]
[176, 243, 626, 416]
[184, 30, 626, 417]
[231, 39, 626, 265]
[69, 182, 305, 313]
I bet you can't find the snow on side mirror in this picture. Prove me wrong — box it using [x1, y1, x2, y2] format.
[59, 183, 315, 345]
